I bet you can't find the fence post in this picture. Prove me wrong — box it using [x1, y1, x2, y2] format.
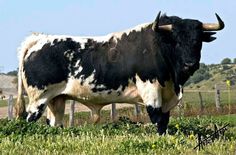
[177, 99, 184, 118]
[198, 92, 204, 113]
[134, 103, 141, 119]
[111, 103, 116, 121]
[69, 100, 75, 127]
[215, 84, 222, 112]
[8, 95, 13, 120]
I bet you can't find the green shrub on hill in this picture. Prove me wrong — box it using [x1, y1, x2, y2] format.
[221, 58, 232, 64]
[185, 62, 236, 88]
[185, 63, 211, 86]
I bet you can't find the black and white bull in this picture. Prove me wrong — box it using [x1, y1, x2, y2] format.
[16, 12, 224, 134]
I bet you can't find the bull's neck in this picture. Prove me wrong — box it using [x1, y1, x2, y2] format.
[113, 24, 155, 54]
[110, 24, 162, 81]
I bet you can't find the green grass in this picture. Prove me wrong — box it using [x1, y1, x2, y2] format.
[0, 115, 236, 154]
[0, 99, 7, 107]
[210, 114, 236, 125]
[183, 90, 236, 107]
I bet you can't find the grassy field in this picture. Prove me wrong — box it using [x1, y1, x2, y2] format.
[0, 114, 235, 154]
[0, 89, 235, 154]
[0, 99, 7, 107]
[183, 89, 236, 107]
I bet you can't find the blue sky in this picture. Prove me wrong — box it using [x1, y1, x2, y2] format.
[0, 0, 235, 72]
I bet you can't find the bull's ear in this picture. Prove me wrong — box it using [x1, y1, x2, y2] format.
[202, 32, 216, 42]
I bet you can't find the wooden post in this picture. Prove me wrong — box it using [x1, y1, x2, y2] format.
[8, 95, 13, 120]
[215, 84, 222, 112]
[69, 100, 75, 127]
[178, 87, 184, 118]
[177, 99, 183, 118]
[134, 103, 141, 118]
[198, 92, 204, 113]
[111, 103, 116, 121]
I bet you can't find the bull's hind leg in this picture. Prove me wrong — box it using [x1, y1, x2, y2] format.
[86, 104, 104, 123]
[46, 96, 66, 127]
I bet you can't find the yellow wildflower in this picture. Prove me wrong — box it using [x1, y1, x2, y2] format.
[175, 124, 179, 129]
[189, 133, 195, 140]
[152, 144, 156, 149]
[230, 144, 235, 151]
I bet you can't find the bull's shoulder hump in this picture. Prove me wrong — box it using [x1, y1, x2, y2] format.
[111, 23, 151, 40]
[18, 22, 151, 61]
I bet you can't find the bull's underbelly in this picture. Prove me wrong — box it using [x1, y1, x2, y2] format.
[27, 77, 180, 112]
[61, 77, 142, 105]
[58, 78, 179, 112]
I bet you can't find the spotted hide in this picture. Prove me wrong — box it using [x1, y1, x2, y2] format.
[16, 12, 224, 134]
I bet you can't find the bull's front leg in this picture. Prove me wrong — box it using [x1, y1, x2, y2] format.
[146, 106, 170, 135]
[145, 88, 170, 135]
[136, 77, 169, 135]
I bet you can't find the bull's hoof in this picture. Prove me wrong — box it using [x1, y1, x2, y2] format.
[157, 111, 170, 135]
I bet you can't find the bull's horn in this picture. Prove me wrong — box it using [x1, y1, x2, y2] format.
[152, 11, 161, 31]
[202, 13, 225, 31]
[152, 11, 173, 32]
[158, 24, 173, 31]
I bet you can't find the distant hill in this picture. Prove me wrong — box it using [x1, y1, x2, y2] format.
[0, 74, 17, 95]
[185, 63, 236, 90]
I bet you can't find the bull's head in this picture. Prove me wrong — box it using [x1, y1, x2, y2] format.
[152, 12, 224, 93]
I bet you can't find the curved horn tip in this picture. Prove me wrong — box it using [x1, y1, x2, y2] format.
[152, 11, 162, 31]
[215, 13, 225, 30]
[155, 11, 162, 21]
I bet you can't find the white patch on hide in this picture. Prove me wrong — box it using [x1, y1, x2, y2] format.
[95, 84, 106, 89]
[49, 117, 56, 126]
[26, 98, 47, 113]
[61, 74, 141, 104]
[64, 50, 75, 61]
[75, 60, 80, 68]
[62, 71, 96, 97]
[178, 85, 183, 100]
[78, 66, 83, 73]
[135, 75, 162, 108]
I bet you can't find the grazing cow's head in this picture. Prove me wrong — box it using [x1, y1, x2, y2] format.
[152, 12, 224, 93]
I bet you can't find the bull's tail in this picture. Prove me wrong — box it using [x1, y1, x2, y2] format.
[15, 33, 42, 119]
[15, 69, 27, 119]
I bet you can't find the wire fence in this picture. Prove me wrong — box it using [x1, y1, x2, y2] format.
[1, 84, 236, 125]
